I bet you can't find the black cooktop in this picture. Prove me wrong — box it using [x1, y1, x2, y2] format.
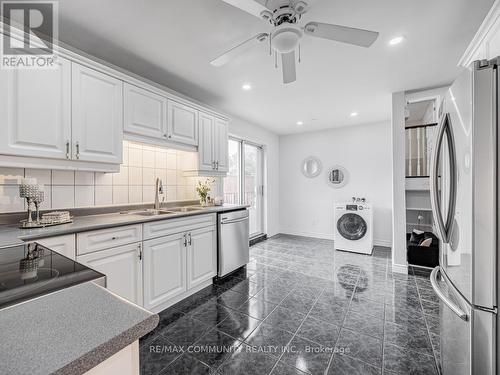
[0, 243, 104, 310]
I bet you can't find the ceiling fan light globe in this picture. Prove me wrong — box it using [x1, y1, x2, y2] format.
[271, 24, 303, 53]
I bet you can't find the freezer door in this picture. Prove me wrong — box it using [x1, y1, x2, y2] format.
[431, 62, 497, 309]
[431, 267, 495, 375]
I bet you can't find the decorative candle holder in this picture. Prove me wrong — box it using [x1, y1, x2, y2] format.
[33, 188, 45, 223]
[19, 182, 39, 224]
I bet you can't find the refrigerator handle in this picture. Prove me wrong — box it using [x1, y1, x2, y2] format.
[430, 266, 468, 321]
[430, 114, 449, 242]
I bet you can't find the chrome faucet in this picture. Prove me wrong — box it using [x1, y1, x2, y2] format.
[154, 178, 164, 210]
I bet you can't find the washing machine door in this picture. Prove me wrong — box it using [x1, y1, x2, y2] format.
[337, 213, 367, 240]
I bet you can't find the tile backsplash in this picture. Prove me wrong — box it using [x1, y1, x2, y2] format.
[0, 141, 220, 213]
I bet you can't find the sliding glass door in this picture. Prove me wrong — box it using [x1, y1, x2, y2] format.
[224, 138, 264, 238]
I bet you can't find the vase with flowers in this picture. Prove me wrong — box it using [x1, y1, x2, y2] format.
[196, 178, 215, 206]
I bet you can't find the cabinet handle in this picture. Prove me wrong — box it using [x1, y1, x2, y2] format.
[188, 233, 192, 246]
[216, 161, 219, 170]
[138, 244, 142, 260]
[212, 161, 216, 170]
[183, 234, 187, 247]
[75, 142, 80, 159]
[65, 141, 70, 159]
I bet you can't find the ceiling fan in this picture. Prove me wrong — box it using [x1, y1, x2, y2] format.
[211, 0, 379, 84]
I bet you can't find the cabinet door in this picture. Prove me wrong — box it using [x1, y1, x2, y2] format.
[77, 243, 143, 305]
[198, 112, 215, 171]
[167, 100, 198, 146]
[187, 226, 216, 290]
[72, 63, 123, 164]
[0, 57, 71, 159]
[143, 233, 187, 309]
[214, 118, 229, 172]
[36, 234, 76, 260]
[124, 83, 167, 139]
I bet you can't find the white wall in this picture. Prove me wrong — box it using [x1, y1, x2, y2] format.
[228, 116, 280, 237]
[279, 121, 393, 246]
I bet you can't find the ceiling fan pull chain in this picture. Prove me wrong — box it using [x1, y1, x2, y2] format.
[298, 44, 301, 63]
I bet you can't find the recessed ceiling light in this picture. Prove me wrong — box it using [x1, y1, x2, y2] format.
[296, 121, 304, 126]
[389, 36, 405, 45]
[350, 112, 358, 117]
[242, 83, 252, 90]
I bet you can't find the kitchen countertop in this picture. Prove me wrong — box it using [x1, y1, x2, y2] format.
[0, 204, 248, 248]
[0, 282, 158, 375]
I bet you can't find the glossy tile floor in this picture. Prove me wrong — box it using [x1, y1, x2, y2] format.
[140, 234, 441, 374]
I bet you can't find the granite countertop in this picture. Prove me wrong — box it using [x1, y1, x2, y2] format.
[0, 282, 158, 375]
[0, 204, 248, 247]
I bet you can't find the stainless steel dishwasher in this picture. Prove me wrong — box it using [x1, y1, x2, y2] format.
[218, 209, 249, 277]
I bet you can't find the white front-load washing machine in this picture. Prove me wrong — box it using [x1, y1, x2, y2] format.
[334, 203, 373, 255]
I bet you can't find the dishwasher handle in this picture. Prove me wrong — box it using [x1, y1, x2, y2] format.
[221, 217, 249, 225]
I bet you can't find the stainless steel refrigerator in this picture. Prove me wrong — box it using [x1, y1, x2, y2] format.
[429, 59, 498, 374]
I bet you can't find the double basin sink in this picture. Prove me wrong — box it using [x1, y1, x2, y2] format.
[121, 206, 205, 217]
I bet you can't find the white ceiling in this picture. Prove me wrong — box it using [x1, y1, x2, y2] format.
[56, 0, 492, 134]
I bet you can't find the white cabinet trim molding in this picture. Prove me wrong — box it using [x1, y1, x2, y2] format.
[459, 0, 500, 67]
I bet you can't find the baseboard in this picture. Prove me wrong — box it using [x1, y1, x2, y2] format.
[279, 230, 392, 248]
[373, 239, 392, 248]
[279, 229, 334, 240]
[391, 263, 409, 274]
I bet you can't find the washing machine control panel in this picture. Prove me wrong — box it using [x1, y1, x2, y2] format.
[346, 204, 358, 211]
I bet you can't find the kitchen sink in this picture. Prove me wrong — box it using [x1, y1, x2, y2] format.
[120, 209, 175, 216]
[168, 206, 203, 213]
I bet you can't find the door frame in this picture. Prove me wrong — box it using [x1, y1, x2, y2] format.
[226, 136, 265, 238]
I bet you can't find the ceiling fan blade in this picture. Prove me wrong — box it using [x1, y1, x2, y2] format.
[304, 22, 379, 47]
[281, 50, 296, 84]
[221, 0, 270, 18]
[211, 33, 268, 67]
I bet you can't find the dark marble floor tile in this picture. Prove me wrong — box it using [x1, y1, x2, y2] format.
[430, 332, 441, 364]
[384, 304, 426, 328]
[383, 343, 438, 375]
[190, 329, 243, 369]
[421, 299, 439, 317]
[217, 344, 278, 375]
[418, 287, 440, 304]
[352, 286, 385, 303]
[384, 321, 433, 355]
[264, 306, 307, 332]
[280, 293, 317, 314]
[215, 309, 261, 341]
[343, 310, 384, 339]
[229, 279, 264, 297]
[243, 322, 294, 357]
[292, 285, 325, 300]
[160, 315, 213, 347]
[237, 296, 278, 320]
[349, 297, 385, 320]
[140, 335, 183, 375]
[385, 294, 423, 311]
[308, 300, 347, 326]
[316, 287, 353, 305]
[425, 315, 441, 336]
[255, 287, 290, 304]
[159, 353, 212, 375]
[189, 300, 235, 327]
[270, 361, 309, 374]
[296, 316, 340, 348]
[215, 289, 251, 310]
[335, 329, 383, 368]
[281, 336, 334, 375]
[327, 354, 381, 375]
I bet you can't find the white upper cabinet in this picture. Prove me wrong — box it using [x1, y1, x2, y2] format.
[124, 83, 167, 139]
[196, 113, 229, 174]
[72, 63, 123, 164]
[0, 57, 71, 159]
[214, 118, 229, 173]
[198, 112, 215, 171]
[167, 100, 198, 146]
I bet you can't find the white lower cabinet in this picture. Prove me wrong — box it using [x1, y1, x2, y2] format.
[187, 226, 216, 290]
[77, 243, 143, 305]
[36, 234, 76, 260]
[143, 233, 187, 310]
